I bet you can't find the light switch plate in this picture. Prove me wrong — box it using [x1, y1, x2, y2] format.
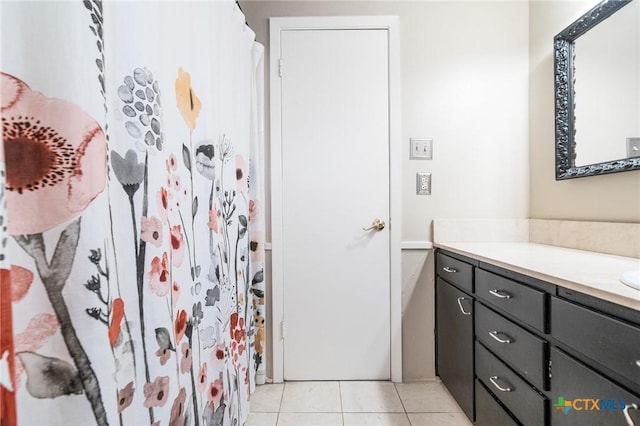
[410, 138, 433, 160]
[416, 172, 431, 195]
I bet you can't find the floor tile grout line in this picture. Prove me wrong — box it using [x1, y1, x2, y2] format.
[393, 383, 413, 426]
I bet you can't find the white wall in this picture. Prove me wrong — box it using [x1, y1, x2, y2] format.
[241, 0, 530, 381]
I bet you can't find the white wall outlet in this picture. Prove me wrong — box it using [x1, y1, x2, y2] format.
[416, 172, 431, 195]
[410, 138, 433, 160]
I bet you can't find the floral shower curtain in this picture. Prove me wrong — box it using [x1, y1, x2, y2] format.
[0, 1, 266, 425]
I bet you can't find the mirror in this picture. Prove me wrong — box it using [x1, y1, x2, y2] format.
[554, 0, 640, 179]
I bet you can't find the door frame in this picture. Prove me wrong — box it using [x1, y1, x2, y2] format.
[269, 16, 402, 382]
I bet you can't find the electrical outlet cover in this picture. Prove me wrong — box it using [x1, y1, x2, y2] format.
[416, 172, 431, 195]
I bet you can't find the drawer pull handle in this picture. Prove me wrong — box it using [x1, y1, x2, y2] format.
[457, 297, 472, 316]
[623, 403, 638, 426]
[489, 376, 512, 392]
[636, 360, 640, 368]
[489, 289, 512, 299]
[443, 266, 457, 273]
[489, 331, 512, 344]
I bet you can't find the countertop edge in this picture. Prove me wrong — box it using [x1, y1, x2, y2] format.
[435, 242, 640, 312]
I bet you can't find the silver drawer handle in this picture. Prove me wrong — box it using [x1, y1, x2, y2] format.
[623, 403, 638, 426]
[457, 297, 472, 316]
[489, 289, 512, 299]
[636, 360, 640, 368]
[489, 376, 512, 392]
[489, 331, 512, 344]
[443, 266, 457, 273]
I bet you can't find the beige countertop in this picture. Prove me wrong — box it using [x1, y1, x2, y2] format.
[434, 241, 640, 311]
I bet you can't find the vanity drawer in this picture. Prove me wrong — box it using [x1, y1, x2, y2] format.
[550, 348, 640, 426]
[551, 297, 640, 390]
[475, 379, 519, 426]
[476, 269, 546, 332]
[476, 303, 547, 390]
[436, 252, 473, 293]
[476, 342, 547, 426]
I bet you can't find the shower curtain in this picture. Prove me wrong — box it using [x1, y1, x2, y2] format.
[0, 1, 266, 425]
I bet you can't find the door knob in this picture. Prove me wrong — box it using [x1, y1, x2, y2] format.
[363, 219, 385, 231]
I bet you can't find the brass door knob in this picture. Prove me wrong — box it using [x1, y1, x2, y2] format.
[363, 219, 385, 232]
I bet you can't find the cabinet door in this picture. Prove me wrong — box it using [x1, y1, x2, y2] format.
[550, 348, 640, 426]
[436, 277, 474, 420]
[475, 379, 519, 426]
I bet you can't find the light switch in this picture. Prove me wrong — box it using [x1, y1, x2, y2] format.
[410, 138, 433, 160]
[416, 172, 431, 195]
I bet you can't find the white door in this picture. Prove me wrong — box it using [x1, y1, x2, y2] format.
[279, 28, 391, 380]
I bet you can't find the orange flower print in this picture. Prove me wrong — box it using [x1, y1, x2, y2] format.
[1, 73, 106, 235]
[207, 207, 220, 233]
[170, 224, 185, 267]
[148, 253, 170, 296]
[108, 298, 125, 347]
[175, 67, 202, 131]
[140, 216, 163, 247]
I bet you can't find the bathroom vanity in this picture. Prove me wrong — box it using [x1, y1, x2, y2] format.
[434, 242, 640, 425]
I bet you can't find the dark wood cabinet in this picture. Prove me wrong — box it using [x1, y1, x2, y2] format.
[550, 348, 640, 426]
[434, 248, 640, 426]
[436, 276, 475, 421]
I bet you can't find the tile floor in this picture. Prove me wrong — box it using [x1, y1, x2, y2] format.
[246, 381, 473, 426]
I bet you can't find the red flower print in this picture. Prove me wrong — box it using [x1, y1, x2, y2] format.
[235, 154, 248, 193]
[207, 206, 220, 233]
[207, 378, 223, 408]
[170, 225, 185, 267]
[230, 313, 246, 344]
[197, 362, 208, 393]
[142, 376, 170, 408]
[180, 342, 192, 374]
[166, 153, 178, 172]
[140, 216, 163, 247]
[172, 174, 182, 192]
[170, 387, 186, 426]
[172, 281, 181, 307]
[117, 381, 135, 413]
[175, 309, 187, 343]
[155, 347, 171, 366]
[108, 298, 125, 347]
[148, 253, 170, 296]
[210, 344, 225, 372]
[156, 186, 170, 221]
[249, 199, 259, 223]
[10, 264, 33, 302]
[1, 73, 106, 235]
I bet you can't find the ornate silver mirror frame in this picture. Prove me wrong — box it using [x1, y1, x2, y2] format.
[554, 0, 639, 179]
